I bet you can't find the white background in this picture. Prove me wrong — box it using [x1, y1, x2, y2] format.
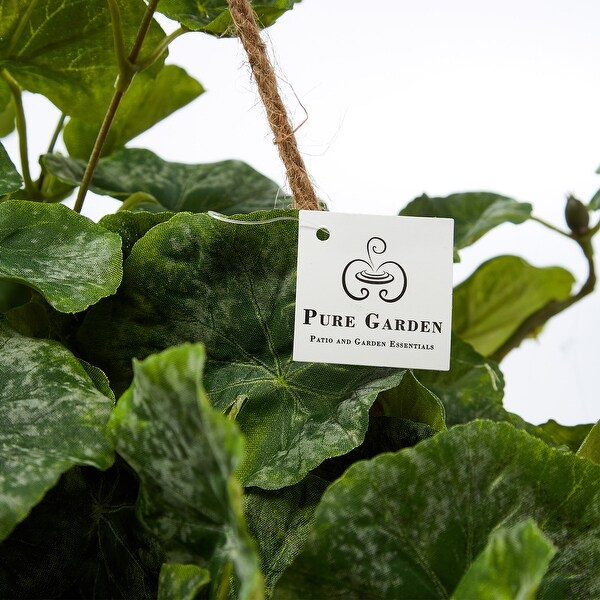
[6, 0, 599, 425]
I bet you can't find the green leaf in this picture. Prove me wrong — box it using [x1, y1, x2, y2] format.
[64, 66, 204, 159]
[377, 369, 446, 431]
[578, 421, 600, 465]
[99, 210, 174, 259]
[0, 0, 166, 120]
[78, 359, 116, 403]
[0, 278, 29, 312]
[0, 80, 16, 137]
[119, 191, 166, 213]
[589, 187, 600, 210]
[72, 463, 165, 600]
[274, 421, 600, 599]
[245, 475, 328, 594]
[157, 0, 301, 35]
[75, 210, 406, 488]
[4, 290, 79, 343]
[0, 319, 115, 542]
[453, 256, 575, 356]
[107, 343, 264, 600]
[314, 417, 437, 483]
[0, 141, 22, 194]
[37, 169, 75, 204]
[0, 469, 92, 599]
[399, 192, 532, 256]
[0, 200, 122, 313]
[42, 148, 289, 213]
[415, 337, 578, 448]
[0, 463, 164, 599]
[452, 519, 557, 600]
[158, 564, 210, 600]
[536, 419, 593, 453]
[415, 336, 506, 427]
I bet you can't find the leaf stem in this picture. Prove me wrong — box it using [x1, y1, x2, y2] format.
[108, 0, 131, 90]
[531, 215, 573, 239]
[7, 0, 39, 56]
[46, 113, 67, 155]
[35, 112, 67, 197]
[135, 27, 189, 72]
[589, 219, 600, 237]
[73, 0, 160, 213]
[489, 235, 596, 362]
[1, 70, 40, 199]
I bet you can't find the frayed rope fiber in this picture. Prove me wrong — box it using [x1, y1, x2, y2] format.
[227, 0, 320, 211]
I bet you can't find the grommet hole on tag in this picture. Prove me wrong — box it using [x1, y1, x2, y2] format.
[316, 227, 330, 241]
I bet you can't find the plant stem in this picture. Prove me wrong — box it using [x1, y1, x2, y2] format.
[73, 0, 160, 213]
[128, 0, 161, 64]
[489, 235, 597, 363]
[1, 70, 39, 199]
[72, 90, 124, 213]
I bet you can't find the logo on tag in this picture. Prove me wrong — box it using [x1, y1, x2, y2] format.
[293, 211, 454, 371]
[342, 237, 407, 302]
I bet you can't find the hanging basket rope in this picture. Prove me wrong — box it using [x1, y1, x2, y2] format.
[227, 0, 321, 211]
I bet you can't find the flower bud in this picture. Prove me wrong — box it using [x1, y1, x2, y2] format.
[565, 194, 589, 235]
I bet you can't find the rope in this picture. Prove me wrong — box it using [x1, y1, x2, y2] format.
[227, 0, 320, 210]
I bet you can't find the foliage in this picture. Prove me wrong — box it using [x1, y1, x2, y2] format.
[0, 1, 598, 598]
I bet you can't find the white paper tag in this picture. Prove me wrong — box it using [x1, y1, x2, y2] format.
[293, 211, 454, 370]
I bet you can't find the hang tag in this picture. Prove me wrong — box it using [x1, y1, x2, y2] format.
[293, 211, 454, 370]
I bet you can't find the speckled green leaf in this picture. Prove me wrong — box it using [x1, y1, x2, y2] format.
[0, 141, 21, 194]
[244, 475, 328, 594]
[75, 210, 405, 488]
[377, 369, 446, 431]
[578, 421, 600, 465]
[400, 192, 532, 255]
[0, 0, 165, 120]
[107, 344, 264, 600]
[452, 519, 557, 600]
[42, 149, 289, 213]
[0, 200, 122, 313]
[453, 256, 574, 356]
[274, 421, 600, 599]
[64, 66, 204, 159]
[157, 0, 300, 35]
[158, 564, 210, 600]
[0, 319, 115, 542]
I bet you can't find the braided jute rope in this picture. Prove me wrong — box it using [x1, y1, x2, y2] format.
[227, 0, 320, 211]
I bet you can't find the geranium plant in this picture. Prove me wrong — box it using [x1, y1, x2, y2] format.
[0, 1, 599, 598]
